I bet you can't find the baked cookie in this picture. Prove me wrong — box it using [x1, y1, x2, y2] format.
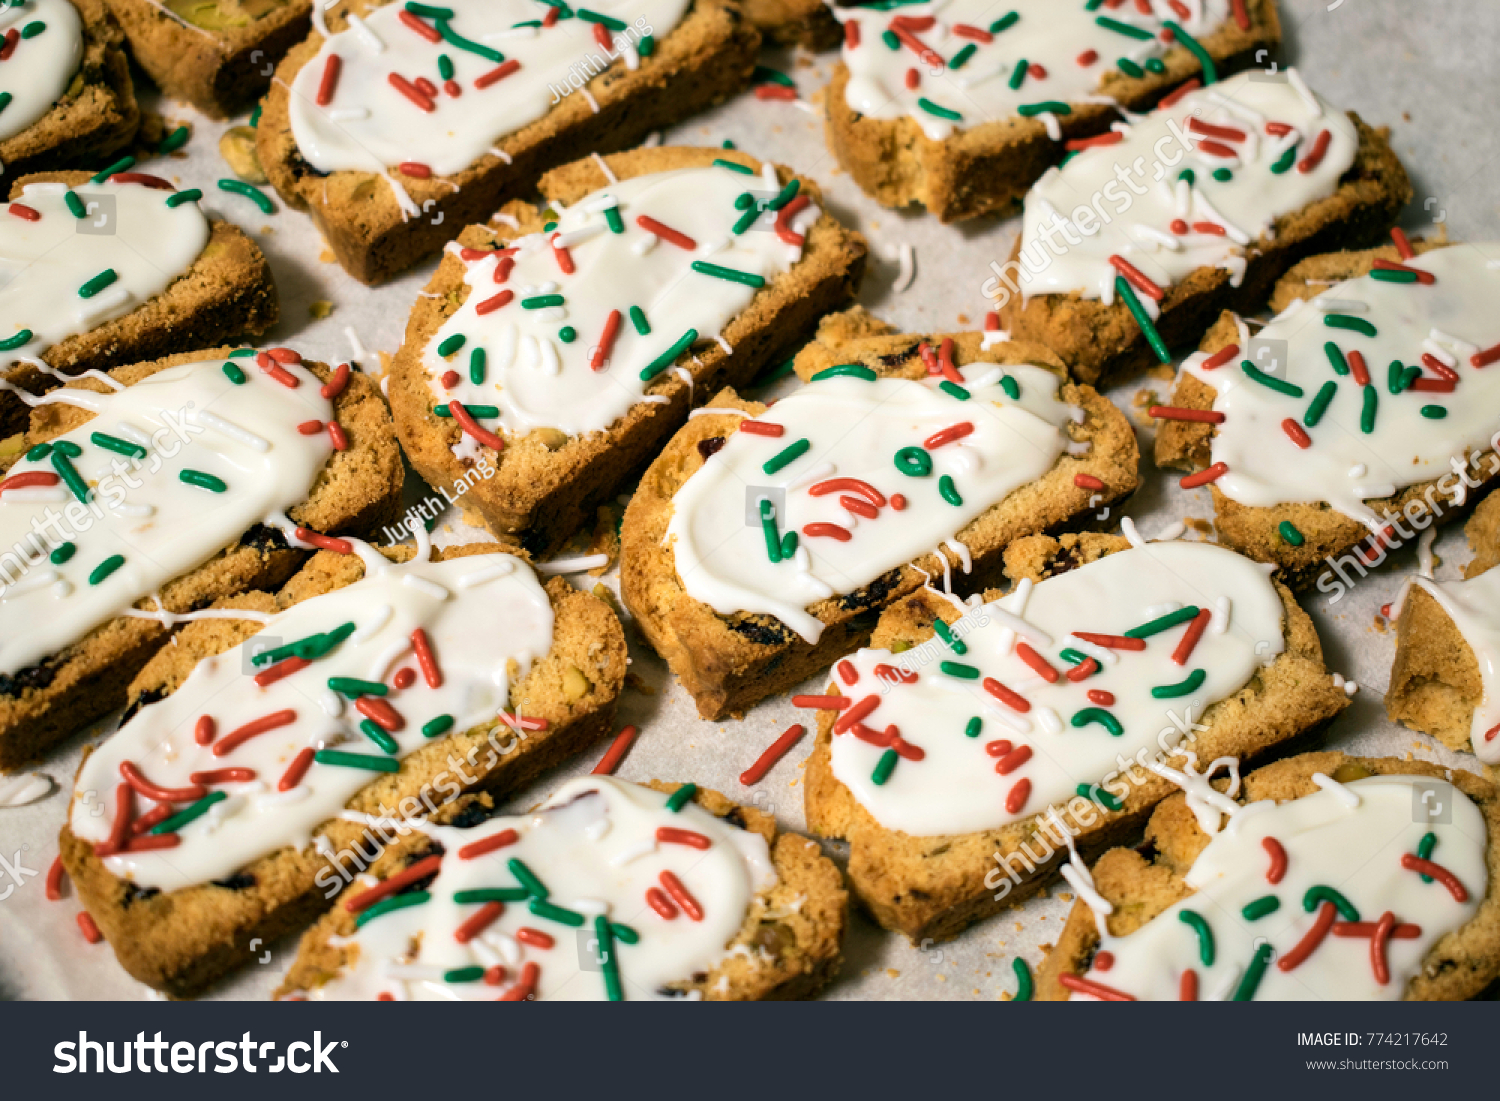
[1388, 491, 1500, 763]
[0, 348, 402, 771]
[0, 170, 279, 437]
[802, 531, 1348, 942]
[103, 0, 312, 118]
[621, 308, 1140, 721]
[1153, 239, 1500, 590]
[826, 0, 1280, 222]
[61, 538, 628, 997]
[0, 0, 138, 184]
[257, 0, 760, 284]
[388, 146, 866, 558]
[1037, 753, 1499, 1001]
[997, 67, 1411, 387]
[744, 0, 836, 49]
[276, 776, 846, 1000]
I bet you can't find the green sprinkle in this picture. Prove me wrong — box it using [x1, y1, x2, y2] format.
[90, 155, 135, 184]
[508, 857, 549, 898]
[940, 660, 979, 679]
[1370, 268, 1418, 284]
[1212, 167, 1232, 182]
[576, 6, 626, 29]
[222, 361, 246, 384]
[218, 178, 275, 214]
[1071, 708, 1123, 736]
[1417, 832, 1437, 882]
[405, 2, 454, 17]
[752, 64, 794, 87]
[1078, 783, 1122, 812]
[990, 11, 1018, 33]
[1270, 146, 1296, 174]
[1361, 384, 1377, 434]
[1241, 894, 1281, 921]
[453, 888, 529, 903]
[713, 158, 753, 175]
[894, 446, 932, 477]
[1400, 365, 1422, 391]
[810, 363, 877, 382]
[248, 103, 263, 127]
[1304, 381, 1337, 427]
[26, 443, 51, 461]
[604, 205, 624, 233]
[938, 474, 963, 505]
[53, 440, 80, 457]
[761, 438, 810, 475]
[1179, 909, 1215, 965]
[1152, 668, 1205, 698]
[640, 329, 697, 381]
[253, 623, 357, 666]
[1116, 58, 1144, 78]
[1162, 21, 1216, 83]
[1115, 277, 1171, 364]
[1095, 14, 1153, 39]
[938, 381, 970, 401]
[665, 783, 697, 812]
[1008, 58, 1028, 89]
[432, 403, 500, 418]
[766, 178, 800, 212]
[422, 714, 454, 738]
[151, 791, 226, 834]
[629, 305, 649, 335]
[1324, 314, 1377, 338]
[595, 915, 624, 1001]
[609, 922, 639, 944]
[78, 269, 118, 298]
[1011, 957, 1032, 1002]
[1125, 605, 1199, 639]
[871, 748, 899, 786]
[1240, 360, 1304, 397]
[359, 719, 399, 754]
[779, 531, 798, 558]
[948, 43, 977, 69]
[754, 357, 797, 386]
[1145, 57, 1166, 73]
[64, 191, 86, 218]
[559, 326, 576, 343]
[51, 452, 91, 504]
[691, 260, 764, 288]
[20, 21, 43, 39]
[638, 33, 653, 55]
[932, 617, 966, 655]
[1278, 520, 1304, 546]
[1000, 375, 1021, 401]
[159, 125, 190, 153]
[1303, 884, 1359, 922]
[1421, 405, 1448, 419]
[90, 431, 146, 459]
[1178, 169, 1195, 184]
[543, 221, 557, 232]
[468, 346, 487, 385]
[760, 497, 781, 564]
[1058, 648, 1094, 668]
[328, 676, 388, 697]
[1387, 360, 1405, 393]
[434, 17, 505, 61]
[0, 329, 31, 350]
[1232, 944, 1273, 1001]
[179, 469, 227, 493]
[355, 891, 429, 927]
[49, 542, 75, 565]
[438, 53, 455, 80]
[881, 29, 900, 49]
[1324, 341, 1350, 376]
[89, 555, 124, 585]
[530, 899, 586, 926]
[228, 348, 257, 358]
[965, 716, 982, 738]
[443, 966, 484, 983]
[734, 193, 754, 212]
[437, 333, 466, 357]
[315, 749, 400, 773]
[521, 294, 563, 309]
[732, 206, 761, 235]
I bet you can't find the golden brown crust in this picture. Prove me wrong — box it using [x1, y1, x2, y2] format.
[802, 532, 1349, 942]
[0, 349, 402, 772]
[275, 779, 847, 1001]
[1003, 114, 1412, 387]
[256, 0, 761, 284]
[742, 0, 838, 48]
[1037, 752, 1500, 1001]
[823, 0, 1280, 223]
[620, 309, 1141, 721]
[61, 541, 629, 998]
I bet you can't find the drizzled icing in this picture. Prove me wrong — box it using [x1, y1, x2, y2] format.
[1409, 571, 1500, 765]
[0, 179, 210, 373]
[667, 366, 1076, 644]
[1075, 775, 1486, 1000]
[829, 541, 1284, 836]
[426, 165, 806, 439]
[296, 777, 776, 1001]
[0, 0, 82, 142]
[1018, 69, 1357, 303]
[838, 0, 1228, 142]
[1182, 246, 1500, 533]
[0, 358, 332, 677]
[69, 544, 555, 894]
[289, 0, 687, 185]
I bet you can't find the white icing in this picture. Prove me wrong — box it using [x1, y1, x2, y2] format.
[830, 542, 1284, 836]
[1017, 70, 1357, 302]
[0, 179, 210, 374]
[0, 0, 82, 142]
[839, 0, 1228, 141]
[0, 359, 333, 676]
[69, 549, 555, 893]
[1183, 246, 1500, 532]
[1412, 570, 1500, 764]
[1080, 776, 1486, 1000]
[667, 365, 1076, 644]
[289, 0, 685, 180]
[427, 166, 798, 438]
[299, 777, 776, 1001]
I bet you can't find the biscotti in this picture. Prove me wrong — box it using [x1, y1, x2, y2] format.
[256, 0, 760, 285]
[0, 170, 279, 438]
[998, 67, 1411, 387]
[276, 775, 845, 1000]
[0, 347, 402, 771]
[803, 531, 1348, 943]
[103, 0, 312, 117]
[826, 0, 1280, 223]
[1037, 752, 1499, 1001]
[61, 538, 628, 997]
[1388, 491, 1500, 763]
[1153, 239, 1500, 591]
[0, 0, 138, 184]
[620, 307, 1140, 721]
[389, 146, 867, 558]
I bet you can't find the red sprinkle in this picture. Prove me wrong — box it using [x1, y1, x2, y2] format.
[1170, 608, 1211, 666]
[1298, 129, 1332, 174]
[1087, 689, 1115, 706]
[1420, 355, 1459, 381]
[837, 659, 858, 685]
[483, 966, 506, 986]
[8, 202, 40, 221]
[1471, 342, 1500, 368]
[0, 28, 16, 62]
[657, 827, 711, 850]
[1188, 117, 1247, 143]
[590, 309, 622, 370]
[123, 833, 180, 853]
[1371, 258, 1434, 285]
[328, 421, 349, 451]
[1058, 973, 1136, 1001]
[983, 677, 1031, 712]
[739, 420, 786, 437]
[1028, 62, 1046, 78]
[295, 527, 353, 554]
[515, 927, 554, 949]
[1180, 969, 1198, 1001]
[834, 694, 880, 734]
[774, 194, 810, 246]
[984, 740, 1013, 758]
[646, 887, 677, 919]
[1072, 632, 1146, 651]
[46, 855, 66, 900]
[458, 829, 520, 860]
[1202, 344, 1240, 370]
[1109, 254, 1164, 301]
[809, 478, 885, 506]
[267, 347, 302, 364]
[803, 522, 852, 542]
[1093, 949, 1115, 971]
[904, 67, 919, 91]
[1158, 78, 1201, 108]
[551, 234, 574, 275]
[1064, 657, 1099, 682]
[110, 173, 175, 190]
[1332, 921, 1422, 939]
[1015, 642, 1059, 683]
[840, 494, 879, 520]
[214, 709, 298, 757]
[937, 337, 963, 384]
[1264, 121, 1294, 136]
[951, 22, 992, 42]
[278, 747, 315, 792]
[1065, 131, 1124, 152]
[356, 696, 405, 732]
[96, 782, 133, 856]
[345, 854, 443, 913]
[77, 912, 103, 944]
[497, 712, 548, 731]
[475, 289, 514, 315]
[1401, 854, 1467, 901]
[889, 493, 907, 511]
[1262, 836, 1288, 885]
[844, 19, 859, 47]
[1231, 0, 1250, 28]
[1282, 418, 1312, 449]
[755, 84, 797, 101]
[1345, 348, 1371, 386]
[1076, 48, 1098, 66]
[120, 761, 205, 805]
[410, 627, 443, 688]
[1191, 221, 1228, 236]
[1005, 778, 1032, 815]
[388, 72, 435, 111]
[792, 695, 851, 710]
[659, 870, 703, 921]
[740, 723, 805, 785]
[297, 419, 324, 435]
[127, 804, 172, 836]
[1278, 901, 1337, 972]
[1390, 227, 1414, 260]
[254, 352, 300, 388]
[890, 22, 942, 67]
[316, 53, 341, 106]
[450, 399, 505, 452]
[1180, 462, 1229, 489]
[0, 471, 60, 494]
[254, 656, 308, 687]
[444, 79, 462, 98]
[393, 667, 415, 689]
[475, 60, 521, 89]
[321, 362, 351, 400]
[1074, 473, 1104, 491]
[1150, 405, 1225, 424]
[455, 901, 505, 944]
[592, 20, 611, 50]
[1369, 911, 1395, 985]
[398, 9, 441, 41]
[189, 768, 254, 785]
[1170, 219, 1190, 235]
[994, 745, 1032, 775]
[498, 961, 539, 1000]
[591, 724, 639, 775]
[925, 421, 975, 450]
[194, 715, 216, 747]
[399, 161, 433, 179]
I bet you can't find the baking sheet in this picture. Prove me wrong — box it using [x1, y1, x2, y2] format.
[1, 0, 1496, 1001]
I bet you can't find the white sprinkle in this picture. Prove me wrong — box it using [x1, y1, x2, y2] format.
[581, 89, 599, 114]
[195, 409, 270, 452]
[0, 772, 52, 807]
[347, 11, 384, 52]
[892, 243, 916, 292]
[1120, 516, 1146, 549]
[610, 838, 657, 866]
[401, 574, 450, 601]
[715, 335, 733, 355]
[327, 107, 370, 121]
[1312, 772, 1360, 809]
[984, 606, 1052, 649]
[489, 147, 513, 166]
[1313, 297, 1367, 313]
[1034, 706, 1062, 735]
[351, 603, 393, 643]
[537, 554, 608, 575]
[590, 152, 618, 184]
[1210, 596, 1232, 635]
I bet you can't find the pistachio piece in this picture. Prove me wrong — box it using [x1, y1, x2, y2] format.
[218, 126, 266, 184]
